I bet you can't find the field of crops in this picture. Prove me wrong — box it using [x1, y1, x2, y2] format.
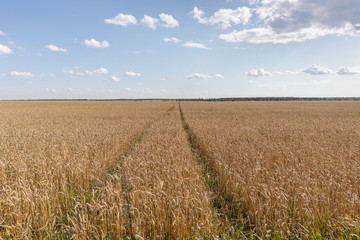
[181, 101, 360, 238]
[1, 101, 360, 239]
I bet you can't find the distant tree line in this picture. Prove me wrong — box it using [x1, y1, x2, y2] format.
[177, 97, 360, 102]
[6, 97, 360, 102]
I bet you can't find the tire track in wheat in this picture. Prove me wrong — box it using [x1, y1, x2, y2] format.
[179, 102, 250, 238]
[58, 105, 175, 239]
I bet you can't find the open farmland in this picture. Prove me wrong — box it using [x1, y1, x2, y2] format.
[181, 101, 360, 238]
[0, 101, 172, 238]
[69, 105, 217, 239]
[1, 101, 360, 239]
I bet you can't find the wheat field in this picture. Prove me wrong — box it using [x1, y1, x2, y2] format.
[0, 101, 172, 238]
[1, 101, 360, 239]
[181, 101, 360, 238]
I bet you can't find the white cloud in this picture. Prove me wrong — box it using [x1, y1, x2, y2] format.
[85, 68, 108, 76]
[140, 13, 179, 29]
[160, 78, 166, 81]
[64, 67, 107, 78]
[63, 69, 74, 74]
[276, 70, 300, 75]
[10, 71, 34, 79]
[219, 25, 355, 44]
[247, 68, 272, 77]
[45, 44, 67, 52]
[0, 30, 6, 36]
[68, 88, 74, 92]
[248, 0, 260, 5]
[163, 37, 181, 43]
[190, 6, 251, 29]
[337, 66, 360, 75]
[110, 75, 121, 82]
[83, 39, 110, 48]
[302, 64, 332, 75]
[257, 0, 360, 33]
[63, 69, 75, 78]
[213, 74, 224, 79]
[125, 71, 141, 77]
[185, 73, 212, 80]
[0, 43, 12, 55]
[141, 15, 159, 29]
[159, 13, 179, 28]
[219, 0, 360, 43]
[105, 13, 137, 26]
[182, 42, 209, 49]
[185, 73, 224, 80]
[190, 7, 205, 22]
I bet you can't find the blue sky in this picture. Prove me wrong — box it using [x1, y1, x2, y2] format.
[1, 0, 360, 99]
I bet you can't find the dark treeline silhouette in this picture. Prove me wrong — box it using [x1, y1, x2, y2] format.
[178, 97, 360, 101]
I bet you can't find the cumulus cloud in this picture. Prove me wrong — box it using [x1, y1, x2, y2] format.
[302, 64, 332, 75]
[63, 69, 74, 76]
[185, 73, 224, 80]
[45, 44, 67, 52]
[219, 25, 354, 44]
[105, 13, 137, 26]
[247, 68, 272, 77]
[109, 76, 121, 82]
[125, 71, 141, 77]
[219, 0, 360, 43]
[163, 37, 181, 43]
[83, 39, 110, 48]
[9, 71, 34, 79]
[190, 6, 252, 29]
[0, 43, 12, 55]
[337, 66, 360, 75]
[257, 0, 360, 33]
[182, 42, 209, 49]
[248, 0, 260, 5]
[63, 67, 108, 78]
[105, 12, 178, 29]
[0, 30, 6, 36]
[141, 13, 179, 29]
[185, 73, 212, 80]
[141, 15, 159, 29]
[159, 13, 179, 27]
[190, 7, 205, 22]
[85, 68, 108, 76]
[213, 74, 224, 79]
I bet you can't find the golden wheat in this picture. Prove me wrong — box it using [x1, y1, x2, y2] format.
[2, 100, 360, 239]
[0, 101, 172, 238]
[181, 101, 360, 238]
[70, 105, 216, 239]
